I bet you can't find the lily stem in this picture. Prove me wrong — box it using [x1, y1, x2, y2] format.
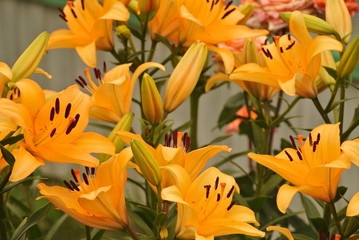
[312, 97, 331, 124]
[342, 116, 359, 140]
[85, 225, 91, 240]
[271, 96, 301, 127]
[329, 201, 343, 236]
[338, 85, 345, 133]
[190, 92, 200, 150]
[127, 225, 140, 240]
[147, 40, 157, 62]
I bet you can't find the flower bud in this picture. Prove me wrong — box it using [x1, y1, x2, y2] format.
[163, 41, 207, 113]
[326, 0, 352, 43]
[337, 35, 359, 78]
[108, 112, 133, 153]
[116, 25, 132, 42]
[238, 3, 255, 25]
[11, 32, 49, 81]
[141, 73, 164, 124]
[130, 139, 162, 186]
[280, 12, 336, 35]
[138, 0, 160, 14]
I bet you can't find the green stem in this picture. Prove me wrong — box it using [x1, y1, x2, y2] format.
[343, 217, 358, 237]
[147, 40, 157, 62]
[312, 97, 331, 124]
[329, 201, 343, 236]
[140, 19, 148, 63]
[85, 225, 91, 240]
[0, 195, 8, 240]
[189, 92, 200, 150]
[271, 96, 301, 127]
[338, 86, 345, 133]
[129, 35, 137, 54]
[342, 116, 359, 140]
[149, 49, 179, 76]
[157, 185, 163, 214]
[325, 79, 341, 113]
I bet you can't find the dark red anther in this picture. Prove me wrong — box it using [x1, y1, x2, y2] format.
[78, 76, 87, 86]
[309, 133, 313, 146]
[215, 176, 219, 190]
[65, 103, 72, 118]
[210, 0, 215, 11]
[217, 193, 221, 201]
[296, 150, 303, 160]
[280, 47, 283, 53]
[286, 41, 296, 50]
[284, 150, 293, 161]
[81, 0, 85, 10]
[64, 180, 74, 191]
[71, 169, 78, 182]
[70, 180, 80, 191]
[85, 166, 90, 175]
[91, 167, 96, 175]
[262, 47, 268, 57]
[221, 8, 235, 19]
[50, 128, 56, 138]
[316, 133, 321, 144]
[287, 34, 291, 41]
[224, 0, 233, 10]
[55, 98, 60, 114]
[82, 173, 89, 185]
[70, 8, 77, 18]
[266, 49, 273, 59]
[75, 79, 85, 88]
[289, 135, 297, 149]
[58, 14, 67, 22]
[204, 185, 211, 198]
[313, 142, 317, 152]
[173, 130, 178, 147]
[103, 61, 107, 73]
[215, 0, 220, 4]
[50, 107, 55, 121]
[227, 185, 235, 198]
[227, 201, 235, 211]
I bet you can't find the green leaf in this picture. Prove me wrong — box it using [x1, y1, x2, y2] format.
[250, 119, 268, 154]
[217, 92, 244, 129]
[0, 176, 45, 194]
[202, 134, 232, 146]
[301, 195, 328, 233]
[92, 229, 106, 240]
[0, 143, 15, 166]
[333, 186, 347, 202]
[326, 97, 358, 112]
[259, 174, 283, 196]
[292, 234, 315, 240]
[0, 134, 24, 146]
[44, 214, 68, 240]
[11, 203, 52, 240]
[323, 66, 338, 80]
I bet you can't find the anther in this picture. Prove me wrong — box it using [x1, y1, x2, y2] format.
[289, 135, 297, 149]
[75, 79, 85, 88]
[286, 41, 296, 50]
[280, 47, 283, 53]
[284, 150, 293, 161]
[316, 133, 321, 144]
[71, 169, 78, 182]
[224, 0, 233, 10]
[313, 142, 317, 152]
[103, 61, 107, 73]
[81, 0, 85, 10]
[70, 180, 80, 191]
[85, 166, 90, 175]
[173, 130, 178, 147]
[309, 133, 313, 146]
[296, 150, 303, 160]
[78, 76, 87, 86]
[215, 0, 220, 4]
[227, 201, 235, 211]
[65, 103, 71, 118]
[215, 176, 219, 190]
[210, 0, 215, 11]
[70, 8, 77, 18]
[217, 193, 221, 201]
[204, 185, 211, 198]
[64, 180, 74, 191]
[262, 47, 268, 57]
[82, 173, 89, 185]
[227, 185, 235, 198]
[91, 167, 96, 175]
[50, 107, 55, 121]
[287, 34, 291, 41]
[55, 98, 60, 114]
[221, 8, 235, 19]
[50, 128, 56, 138]
[266, 49, 273, 59]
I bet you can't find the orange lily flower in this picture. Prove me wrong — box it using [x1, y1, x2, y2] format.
[117, 131, 231, 189]
[37, 148, 132, 229]
[248, 124, 352, 213]
[347, 191, 359, 217]
[229, 11, 343, 98]
[47, 0, 130, 67]
[0, 85, 115, 182]
[76, 62, 165, 124]
[161, 166, 265, 239]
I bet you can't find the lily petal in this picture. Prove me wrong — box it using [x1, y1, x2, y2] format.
[347, 192, 359, 217]
[208, 45, 234, 74]
[76, 42, 97, 68]
[277, 184, 300, 213]
[15, 79, 46, 117]
[100, 1, 130, 21]
[0, 62, 12, 79]
[266, 226, 294, 240]
[71, 132, 115, 156]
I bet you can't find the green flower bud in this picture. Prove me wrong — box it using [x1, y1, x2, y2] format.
[337, 35, 359, 79]
[109, 113, 133, 153]
[280, 12, 336, 35]
[141, 73, 164, 124]
[238, 3, 255, 25]
[116, 25, 131, 42]
[11, 31, 49, 81]
[131, 139, 162, 186]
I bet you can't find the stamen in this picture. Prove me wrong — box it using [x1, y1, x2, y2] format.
[309, 133, 313, 146]
[58, 14, 67, 22]
[57, 7, 67, 22]
[313, 142, 317, 152]
[296, 150, 303, 160]
[289, 135, 297, 149]
[9, 93, 13, 100]
[210, 0, 215, 11]
[82, 173, 89, 185]
[81, 0, 85, 10]
[215, 176, 219, 190]
[224, 0, 233, 10]
[215, 0, 220, 4]
[85, 166, 90, 175]
[286, 41, 296, 50]
[221, 8, 235, 19]
[280, 47, 283, 53]
[173, 130, 178, 147]
[64, 180, 74, 191]
[204, 185, 211, 198]
[266, 49, 273, 59]
[217, 193, 220, 201]
[65, 103, 71, 118]
[227, 201, 235, 211]
[91, 167, 96, 175]
[284, 150, 293, 161]
[70, 180, 80, 191]
[75, 79, 85, 88]
[316, 133, 321, 144]
[50, 107, 55, 121]
[55, 98, 60, 114]
[287, 34, 291, 41]
[70, 8, 77, 18]
[227, 185, 235, 198]
[71, 169, 78, 182]
[262, 47, 268, 57]
[264, 38, 268, 45]
[103, 61, 107, 73]
[50, 128, 56, 137]
[78, 76, 87, 86]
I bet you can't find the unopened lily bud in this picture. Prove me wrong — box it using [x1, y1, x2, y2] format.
[127, 0, 138, 13]
[141, 73, 164, 124]
[11, 32, 49, 81]
[138, 0, 159, 14]
[280, 12, 335, 35]
[243, 39, 266, 66]
[108, 113, 133, 153]
[163, 41, 207, 113]
[116, 25, 131, 42]
[337, 35, 359, 79]
[131, 139, 162, 186]
[326, 0, 352, 43]
[238, 3, 254, 25]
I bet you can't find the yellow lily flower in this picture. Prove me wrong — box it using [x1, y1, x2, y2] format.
[37, 148, 132, 229]
[117, 131, 231, 189]
[248, 124, 352, 213]
[340, 138, 359, 166]
[76, 62, 165, 124]
[47, 0, 130, 67]
[347, 191, 359, 217]
[229, 11, 343, 98]
[161, 166, 265, 239]
[0, 85, 115, 182]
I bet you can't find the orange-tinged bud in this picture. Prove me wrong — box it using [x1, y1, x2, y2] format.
[337, 35, 359, 78]
[141, 73, 164, 124]
[326, 0, 352, 43]
[11, 32, 49, 81]
[108, 113, 133, 154]
[138, 0, 159, 14]
[163, 41, 207, 113]
[131, 139, 162, 186]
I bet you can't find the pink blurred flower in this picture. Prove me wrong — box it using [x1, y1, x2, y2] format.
[313, 0, 358, 16]
[226, 107, 258, 134]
